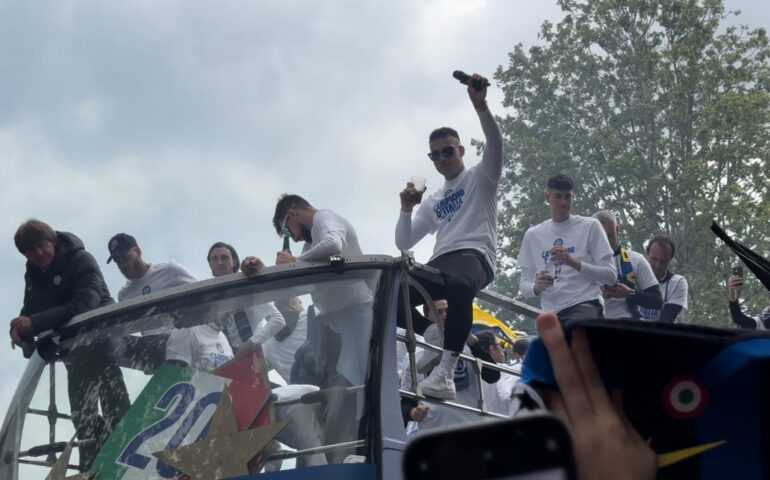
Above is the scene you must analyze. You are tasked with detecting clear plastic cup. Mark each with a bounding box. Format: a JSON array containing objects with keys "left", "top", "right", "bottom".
[{"left": 411, "top": 176, "right": 427, "bottom": 191}]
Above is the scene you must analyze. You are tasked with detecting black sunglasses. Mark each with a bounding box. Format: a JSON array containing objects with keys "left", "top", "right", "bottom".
[{"left": 427, "top": 145, "right": 459, "bottom": 162}]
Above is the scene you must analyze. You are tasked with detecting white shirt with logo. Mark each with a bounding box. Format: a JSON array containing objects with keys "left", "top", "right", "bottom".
[
  {"left": 165, "top": 324, "right": 234, "bottom": 372},
  {"left": 518, "top": 215, "right": 615, "bottom": 313},
  {"left": 395, "top": 108, "right": 503, "bottom": 275},
  {"left": 118, "top": 262, "right": 198, "bottom": 335}
]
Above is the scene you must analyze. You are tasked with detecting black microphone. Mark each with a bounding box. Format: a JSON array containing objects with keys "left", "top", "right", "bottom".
[
  {"left": 452, "top": 70, "right": 490, "bottom": 91},
  {"left": 283, "top": 235, "right": 290, "bottom": 252}
]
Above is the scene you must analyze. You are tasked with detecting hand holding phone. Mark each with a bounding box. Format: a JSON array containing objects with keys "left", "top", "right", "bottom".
[
  {"left": 536, "top": 313, "right": 657, "bottom": 480},
  {"left": 728, "top": 273, "right": 744, "bottom": 302}
]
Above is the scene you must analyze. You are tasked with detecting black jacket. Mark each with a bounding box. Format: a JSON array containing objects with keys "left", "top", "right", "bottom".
[{"left": 20, "top": 231, "right": 114, "bottom": 337}]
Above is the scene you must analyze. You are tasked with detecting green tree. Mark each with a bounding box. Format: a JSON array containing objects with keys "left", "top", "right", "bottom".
[{"left": 492, "top": 0, "right": 770, "bottom": 328}]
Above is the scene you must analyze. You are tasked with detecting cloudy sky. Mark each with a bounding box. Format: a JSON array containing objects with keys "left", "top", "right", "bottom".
[{"left": 1, "top": 0, "right": 767, "bottom": 458}]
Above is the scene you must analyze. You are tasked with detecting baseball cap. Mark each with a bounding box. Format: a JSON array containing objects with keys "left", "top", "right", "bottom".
[{"left": 106, "top": 233, "right": 138, "bottom": 263}]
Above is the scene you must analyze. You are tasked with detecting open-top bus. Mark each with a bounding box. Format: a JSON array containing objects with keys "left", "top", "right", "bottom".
[{"left": 0, "top": 254, "right": 537, "bottom": 480}]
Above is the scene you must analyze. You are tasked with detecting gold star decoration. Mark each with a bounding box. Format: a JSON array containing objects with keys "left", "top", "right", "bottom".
[
  {"left": 44, "top": 436, "right": 98, "bottom": 480},
  {"left": 153, "top": 388, "right": 288, "bottom": 480}
]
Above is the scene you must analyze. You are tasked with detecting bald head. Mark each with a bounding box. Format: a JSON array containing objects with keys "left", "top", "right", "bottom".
[{"left": 592, "top": 210, "right": 619, "bottom": 250}]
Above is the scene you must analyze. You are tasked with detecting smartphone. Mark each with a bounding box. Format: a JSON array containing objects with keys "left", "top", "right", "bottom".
[
  {"left": 733, "top": 265, "right": 743, "bottom": 277},
  {"left": 553, "top": 319, "right": 770, "bottom": 479},
  {"left": 403, "top": 415, "right": 577, "bottom": 480}
]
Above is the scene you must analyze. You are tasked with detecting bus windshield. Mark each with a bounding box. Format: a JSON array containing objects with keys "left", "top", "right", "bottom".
[{"left": 3, "top": 265, "right": 382, "bottom": 479}]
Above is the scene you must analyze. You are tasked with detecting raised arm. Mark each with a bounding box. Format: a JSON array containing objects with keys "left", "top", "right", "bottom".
[
  {"left": 468, "top": 73, "right": 503, "bottom": 182},
  {"left": 729, "top": 301, "right": 757, "bottom": 329}
]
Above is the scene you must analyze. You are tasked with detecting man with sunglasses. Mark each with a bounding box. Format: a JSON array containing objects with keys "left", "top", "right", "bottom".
[{"left": 395, "top": 72, "right": 502, "bottom": 400}]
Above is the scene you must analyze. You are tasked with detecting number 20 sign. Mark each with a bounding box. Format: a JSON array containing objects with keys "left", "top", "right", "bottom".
[{"left": 91, "top": 357, "right": 272, "bottom": 480}]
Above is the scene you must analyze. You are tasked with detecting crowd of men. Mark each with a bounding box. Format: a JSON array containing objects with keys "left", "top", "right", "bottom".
[{"left": 9, "top": 71, "right": 764, "bottom": 476}]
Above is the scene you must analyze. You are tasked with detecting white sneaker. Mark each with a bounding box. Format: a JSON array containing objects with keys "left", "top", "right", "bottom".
[{"left": 419, "top": 367, "right": 456, "bottom": 400}]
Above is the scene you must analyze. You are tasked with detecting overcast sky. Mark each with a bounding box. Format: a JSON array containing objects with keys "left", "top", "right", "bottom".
[{"left": 1, "top": 0, "right": 767, "bottom": 454}]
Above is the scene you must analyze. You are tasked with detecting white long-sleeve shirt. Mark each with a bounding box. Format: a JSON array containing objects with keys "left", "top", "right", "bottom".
[
  {"left": 395, "top": 107, "right": 503, "bottom": 275},
  {"left": 299, "top": 209, "right": 372, "bottom": 313},
  {"left": 518, "top": 215, "right": 616, "bottom": 313}
]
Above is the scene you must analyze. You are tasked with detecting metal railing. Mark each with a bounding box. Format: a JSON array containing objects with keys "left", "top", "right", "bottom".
[{"left": 398, "top": 254, "right": 540, "bottom": 421}]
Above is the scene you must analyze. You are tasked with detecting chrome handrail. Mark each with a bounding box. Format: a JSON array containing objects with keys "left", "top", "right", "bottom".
[{"left": 265, "top": 440, "right": 366, "bottom": 462}]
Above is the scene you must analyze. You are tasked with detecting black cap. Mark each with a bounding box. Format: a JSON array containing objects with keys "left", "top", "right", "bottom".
[{"left": 107, "top": 233, "right": 138, "bottom": 264}]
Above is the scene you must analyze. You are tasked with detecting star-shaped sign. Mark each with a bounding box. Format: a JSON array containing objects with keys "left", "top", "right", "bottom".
[
  {"left": 152, "top": 388, "right": 288, "bottom": 480},
  {"left": 44, "top": 437, "right": 98, "bottom": 480}
]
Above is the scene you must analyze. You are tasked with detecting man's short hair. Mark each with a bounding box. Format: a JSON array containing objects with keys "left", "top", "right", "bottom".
[
  {"left": 646, "top": 234, "right": 676, "bottom": 258},
  {"left": 513, "top": 338, "right": 530, "bottom": 358},
  {"left": 546, "top": 174, "right": 574, "bottom": 191},
  {"left": 475, "top": 330, "right": 498, "bottom": 352},
  {"left": 14, "top": 219, "right": 56, "bottom": 254},
  {"left": 429, "top": 127, "right": 460, "bottom": 144},
  {"left": 274, "top": 296, "right": 298, "bottom": 312},
  {"left": 592, "top": 210, "right": 617, "bottom": 228},
  {"left": 207, "top": 242, "right": 240, "bottom": 273},
  {"left": 272, "top": 194, "right": 313, "bottom": 236}
]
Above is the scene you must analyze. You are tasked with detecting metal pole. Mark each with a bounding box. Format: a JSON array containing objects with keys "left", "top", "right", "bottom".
[{"left": 47, "top": 362, "right": 57, "bottom": 464}]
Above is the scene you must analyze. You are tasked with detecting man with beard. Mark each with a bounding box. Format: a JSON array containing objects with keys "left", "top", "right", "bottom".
[{"left": 108, "top": 233, "right": 197, "bottom": 371}]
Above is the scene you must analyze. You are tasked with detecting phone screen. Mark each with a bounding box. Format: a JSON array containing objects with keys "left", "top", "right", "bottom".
[{"left": 403, "top": 415, "right": 576, "bottom": 480}]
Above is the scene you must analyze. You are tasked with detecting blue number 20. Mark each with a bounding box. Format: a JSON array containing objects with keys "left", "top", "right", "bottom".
[
  {"left": 117, "top": 383, "right": 196, "bottom": 469},
  {"left": 155, "top": 391, "right": 222, "bottom": 478}
]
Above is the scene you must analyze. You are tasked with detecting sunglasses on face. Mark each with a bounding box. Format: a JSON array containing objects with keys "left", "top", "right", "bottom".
[{"left": 427, "top": 145, "right": 459, "bottom": 162}]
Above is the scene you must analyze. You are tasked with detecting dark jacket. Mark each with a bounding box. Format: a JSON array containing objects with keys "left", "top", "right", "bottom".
[{"left": 20, "top": 231, "right": 114, "bottom": 337}]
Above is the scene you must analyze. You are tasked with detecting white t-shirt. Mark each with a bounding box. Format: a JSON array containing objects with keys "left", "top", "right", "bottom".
[
  {"left": 299, "top": 209, "right": 372, "bottom": 313},
  {"left": 395, "top": 108, "right": 503, "bottom": 275},
  {"left": 261, "top": 311, "right": 308, "bottom": 382},
  {"left": 118, "top": 262, "right": 198, "bottom": 335},
  {"left": 639, "top": 273, "right": 688, "bottom": 322},
  {"left": 165, "top": 324, "right": 234, "bottom": 372},
  {"left": 224, "top": 303, "right": 286, "bottom": 350},
  {"left": 604, "top": 249, "right": 660, "bottom": 319},
  {"left": 518, "top": 215, "right": 616, "bottom": 313}
]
